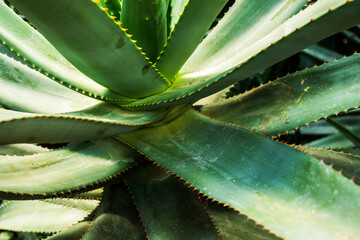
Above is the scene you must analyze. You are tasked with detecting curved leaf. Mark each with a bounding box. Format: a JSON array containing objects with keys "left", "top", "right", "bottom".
[
  {"left": 204, "top": 200, "right": 280, "bottom": 240},
  {"left": 82, "top": 182, "right": 146, "bottom": 240},
  {"left": 0, "top": 138, "right": 138, "bottom": 199},
  {"left": 125, "top": 163, "right": 218, "bottom": 240},
  {"left": 120, "top": 0, "right": 168, "bottom": 62},
  {"left": 200, "top": 53, "right": 360, "bottom": 136},
  {"left": 46, "top": 221, "right": 90, "bottom": 240},
  {"left": 0, "top": 200, "right": 92, "bottom": 233},
  {"left": 0, "top": 53, "right": 99, "bottom": 113},
  {"left": 0, "top": 1, "right": 131, "bottom": 103},
  {"left": 296, "top": 145, "right": 360, "bottom": 185},
  {"left": 9, "top": 0, "right": 169, "bottom": 98},
  {"left": 0, "top": 103, "right": 166, "bottom": 144},
  {"left": 0, "top": 144, "right": 48, "bottom": 156},
  {"left": 155, "top": 0, "right": 227, "bottom": 81},
  {"left": 118, "top": 108, "right": 360, "bottom": 239},
  {"left": 124, "top": 0, "right": 360, "bottom": 110}
]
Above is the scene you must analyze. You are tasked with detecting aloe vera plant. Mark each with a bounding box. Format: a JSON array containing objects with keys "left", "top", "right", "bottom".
[{"left": 0, "top": 0, "right": 360, "bottom": 239}]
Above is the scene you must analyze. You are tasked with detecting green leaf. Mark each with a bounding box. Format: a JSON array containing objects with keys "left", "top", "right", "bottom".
[
  {"left": 82, "top": 182, "right": 146, "bottom": 240},
  {"left": 124, "top": 0, "right": 360, "bottom": 110},
  {"left": 46, "top": 221, "right": 90, "bottom": 240},
  {"left": 168, "top": 0, "right": 188, "bottom": 31},
  {"left": 299, "top": 116, "right": 360, "bottom": 135},
  {"left": 7, "top": 0, "right": 169, "bottom": 98},
  {"left": 0, "top": 138, "right": 138, "bottom": 198},
  {"left": 296, "top": 145, "right": 360, "bottom": 185},
  {"left": 0, "top": 200, "right": 92, "bottom": 233},
  {"left": 308, "top": 132, "right": 360, "bottom": 149},
  {"left": 0, "top": 1, "right": 131, "bottom": 103},
  {"left": 0, "top": 53, "right": 99, "bottom": 113},
  {"left": 155, "top": 0, "right": 227, "bottom": 81},
  {"left": 342, "top": 30, "right": 360, "bottom": 45},
  {"left": 203, "top": 200, "right": 280, "bottom": 240},
  {"left": 200, "top": 53, "right": 360, "bottom": 136},
  {"left": 118, "top": 108, "right": 360, "bottom": 239},
  {"left": 97, "top": 0, "right": 121, "bottom": 20},
  {"left": 0, "top": 144, "right": 48, "bottom": 156},
  {"left": 69, "top": 189, "right": 104, "bottom": 201},
  {"left": 120, "top": 0, "right": 168, "bottom": 62},
  {"left": 302, "top": 44, "right": 343, "bottom": 63},
  {"left": 0, "top": 102, "right": 166, "bottom": 144},
  {"left": 327, "top": 117, "right": 360, "bottom": 147},
  {"left": 43, "top": 199, "right": 100, "bottom": 213},
  {"left": 125, "top": 163, "right": 218, "bottom": 240}
]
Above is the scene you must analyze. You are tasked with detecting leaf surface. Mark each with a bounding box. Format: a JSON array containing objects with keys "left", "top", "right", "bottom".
[
  {"left": 296, "top": 145, "right": 360, "bottom": 185},
  {"left": 200, "top": 54, "right": 360, "bottom": 136},
  {"left": 0, "top": 138, "right": 138, "bottom": 198},
  {"left": 0, "top": 1, "right": 131, "bottom": 103},
  {"left": 204, "top": 201, "right": 280, "bottom": 240},
  {"left": 0, "top": 200, "right": 92, "bottom": 233},
  {"left": 7, "top": 0, "right": 169, "bottom": 98},
  {"left": 82, "top": 182, "right": 146, "bottom": 240},
  {"left": 124, "top": 0, "right": 360, "bottom": 110},
  {"left": 155, "top": 0, "right": 228, "bottom": 81},
  {"left": 119, "top": 108, "right": 360, "bottom": 240},
  {"left": 0, "top": 53, "right": 99, "bottom": 113},
  {"left": 0, "top": 103, "right": 165, "bottom": 144},
  {"left": 126, "top": 163, "right": 219, "bottom": 240}
]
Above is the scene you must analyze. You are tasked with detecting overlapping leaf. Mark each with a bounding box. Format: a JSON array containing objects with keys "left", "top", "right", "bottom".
[
  {"left": 0, "top": 138, "right": 138, "bottom": 199},
  {"left": 118, "top": 108, "right": 360, "bottom": 239},
  {"left": 201, "top": 53, "right": 360, "bottom": 136},
  {"left": 124, "top": 0, "right": 360, "bottom": 110},
  {"left": 7, "top": 0, "right": 169, "bottom": 98}
]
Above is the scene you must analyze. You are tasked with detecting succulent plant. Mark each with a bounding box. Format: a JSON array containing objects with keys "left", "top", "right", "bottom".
[{"left": 0, "top": 0, "right": 360, "bottom": 239}]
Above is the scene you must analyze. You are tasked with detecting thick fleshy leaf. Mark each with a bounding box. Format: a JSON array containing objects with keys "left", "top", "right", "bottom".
[
  {"left": 296, "top": 145, "right": 360, "bottom": 185},
  {"left": 118, "top": 108, "right": 360, "bottom": 239},
  {"left": 0, "top": 1, "right": 131, "bottom": 103},
  {"left": 43, "top": 199, "right": 100, "bottom": 213},
  {"left": 0, "top": 103, "right": 165, "bottom": 144},
  {"left": 124, "top": 0, "right": 360, "bottom": 110},
  {"left": 120, "top": 0, "right": 168, "bottom": 62},
  {"left": 181, "top": 0, "right": 307, "bottom": 74},
  {"left": 97, "top": 0, "right": 121, "bottom": 20},
  {"left": 302, "top": 44, "right": 342, "bottom": 63},
  {"left": 125, "top": 163, "right": 218, "bottom": 240},
  {"left": 0, "top": 138, "right": 138, "bottom": 199},
  {"left": 168, "top": 0, "right": 188, "bottom": 31},
  {"left": 200, "top": 53, "right": 360, "bottom": 136},
  {"left": 0, "top": 53, "right": 99, "bottom": 113},
  {"left": 82, "top": 182, "right": 145, "bottom": 240},
  {"left": 0, "top": 41, "right": 31, "bottom": 68},
  {"left": 155, "top": 0, "right": 228, "bottom": 81},
  {"left": 70, "top": 189, "right": 104, "bottom": 201},
  {"left": 0, "top": 143, "right": 48, "bottom": 156},
  {"left": 46, "top": 221, "right": 90, "bottom": 240},
  {"left": 299, "top": 116, "right": 360, "bottom": 135},
  {"left": 203, "top": 201, "right": 280, "bottom": 240},
  {"left": 327, "top": 118, "right": 360, "bottom": 147},
  {"left": 0, "top": 200, "right": 92, "bottom": 233},
  {"left": 7, "top": 0, "right": 169, "bottom": 98},
  {"left": 308, "top": 132, "right": 359, "bottom": 149}
]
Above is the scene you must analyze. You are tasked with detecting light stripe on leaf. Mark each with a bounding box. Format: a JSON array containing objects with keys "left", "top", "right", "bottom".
[
  {"left": 0, "top": 200, "right": 91, "bottom": 233},
  {"left": 0, "top": 138, "right": 138, "bottom": 198},
  {"left": 0, "top": 1, "right": 131, "bottom": 103},
  {"left": 0, "top": 53, "right": 99, "bottom": 114}
]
